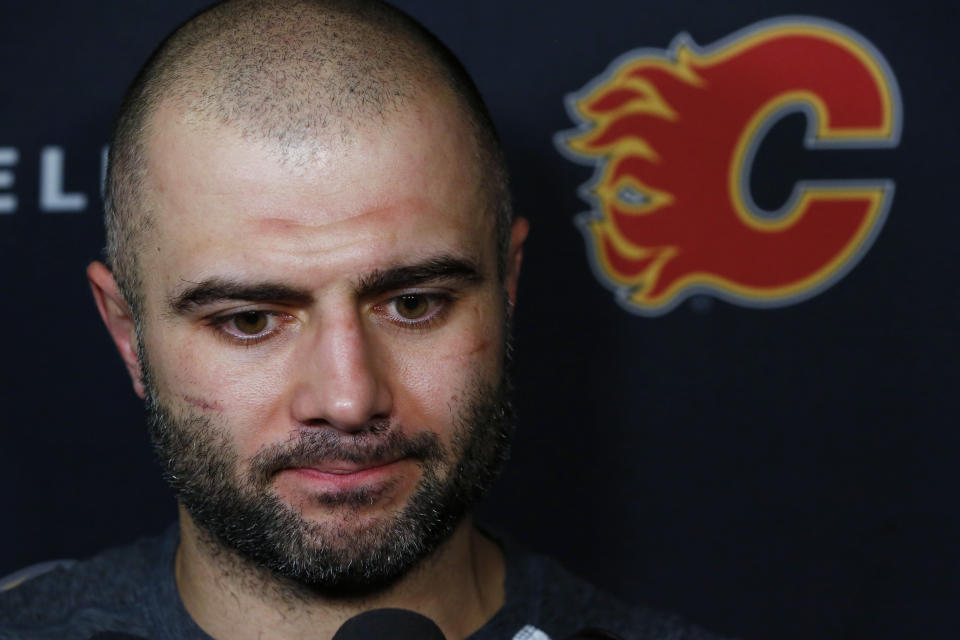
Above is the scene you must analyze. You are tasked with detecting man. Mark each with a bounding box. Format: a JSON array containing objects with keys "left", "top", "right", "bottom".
[{"left": 0, "top": 1, "right": 727, "bottom": 639}]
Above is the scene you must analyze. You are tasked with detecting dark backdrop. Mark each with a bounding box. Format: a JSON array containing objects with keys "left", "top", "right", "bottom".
[{"left": 1, "top": 2, "right": 957, "bottom": 639}]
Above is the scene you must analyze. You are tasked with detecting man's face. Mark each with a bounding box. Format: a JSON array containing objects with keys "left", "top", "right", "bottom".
[{"left": 131, "top": 95, "right": 522, "bottom": 591}]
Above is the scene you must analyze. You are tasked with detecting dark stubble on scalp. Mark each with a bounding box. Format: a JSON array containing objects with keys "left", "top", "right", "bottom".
[{"left": 141, "top": 340, "right": 515, "bottom": 597}]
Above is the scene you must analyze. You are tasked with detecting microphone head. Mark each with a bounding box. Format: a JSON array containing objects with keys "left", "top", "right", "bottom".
[
  {"left": 565, "top": 629, "right": 625, "bottom": 640},
  {"left": 332, "top": 608, "right": 447, "bottom": 640}
]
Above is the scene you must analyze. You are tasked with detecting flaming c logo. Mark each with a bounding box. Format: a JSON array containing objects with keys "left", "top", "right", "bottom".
[{"left": 557, "top": 17, "right": 902, "bottom": 315}]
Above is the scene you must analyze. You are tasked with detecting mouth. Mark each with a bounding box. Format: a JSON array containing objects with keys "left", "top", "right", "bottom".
[
  {"left": 278, "top": 457, "right": 412, "bottom": 493},
  {"left": 251, "top": 429, "right": 442, "bottom": 503}
]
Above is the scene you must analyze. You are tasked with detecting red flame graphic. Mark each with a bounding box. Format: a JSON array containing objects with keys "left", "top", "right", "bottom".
[{"left": 563, "top": 22, "right": 898, "bottom": 312}]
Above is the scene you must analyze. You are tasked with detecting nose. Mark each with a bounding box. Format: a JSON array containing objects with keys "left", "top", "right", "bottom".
[{"left": 290, "top": 308, "right": 392, "bottom": 432}]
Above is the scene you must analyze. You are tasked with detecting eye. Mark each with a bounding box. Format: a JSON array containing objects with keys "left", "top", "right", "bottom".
[
  {"left": 378, "top": 292, "right": 451, "bottom": 327},
  {"left": 211, "top": 310, "right": 290, "bottom": 343},
  {"left": 395, "top": 294, "right": 430, "bottom": 320},
  {"left": 233, "top": 311, "right": 269, "bottom": 335}
]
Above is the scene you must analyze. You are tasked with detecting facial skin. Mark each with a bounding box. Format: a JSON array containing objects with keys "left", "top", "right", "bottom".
[
  {"left": 142, "top": 348, "right": 513, "bottom": 594},
  {"left": 89, "top": 89, "right": 528, "bottom": 637}
]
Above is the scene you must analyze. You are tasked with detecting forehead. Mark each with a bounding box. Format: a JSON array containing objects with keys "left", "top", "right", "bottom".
[{"left": 139, "top": 95, "right": 494, "bottom": 294}]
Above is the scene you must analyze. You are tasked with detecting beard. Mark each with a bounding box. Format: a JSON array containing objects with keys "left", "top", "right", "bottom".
[{"left": 141, "top": 346, "right": 514, "bottom": 596}]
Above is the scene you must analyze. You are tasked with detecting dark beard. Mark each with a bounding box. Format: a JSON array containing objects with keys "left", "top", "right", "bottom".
[{"left": 143, "top": 354, "right": 514, "bottom": 597}]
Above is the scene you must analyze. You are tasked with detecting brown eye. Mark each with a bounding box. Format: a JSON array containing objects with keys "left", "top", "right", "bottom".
[
  {"left": 233, "top": 311, "right": 268, "bottom": 335},
  {"left": 395, "top": 295, "right": 429, "bottom": 319}
]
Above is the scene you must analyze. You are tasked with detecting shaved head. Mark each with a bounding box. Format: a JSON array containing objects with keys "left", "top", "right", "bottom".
[{"left": 105, "top": 0, "right": 511, "bottom": 315}]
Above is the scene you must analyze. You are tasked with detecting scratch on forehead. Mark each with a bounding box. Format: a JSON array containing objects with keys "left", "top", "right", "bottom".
[
  {"left": 243, "top": 211, "right": 399, "bottom": 257},
  {"left": 251, "top": 193, "right": 430, "bottom": 231},
  {"left": 255, "top": 217, "right": 306, "bottom": 232}
]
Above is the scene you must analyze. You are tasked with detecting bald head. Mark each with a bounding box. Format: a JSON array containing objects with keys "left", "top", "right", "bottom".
[{"left": 105, "top": 0, "right": 510, "bottom": 314}]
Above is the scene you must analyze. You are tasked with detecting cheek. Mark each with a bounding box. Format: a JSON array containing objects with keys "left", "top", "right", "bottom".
[
  {"left": 143, "top": 328, "right": 294, "bottom": 451},
  {"left": 384, "top": 310, "right": 502, "bottom": 432}
]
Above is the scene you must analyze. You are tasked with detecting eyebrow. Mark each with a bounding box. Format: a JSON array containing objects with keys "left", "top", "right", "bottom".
[
  {"left": 355, "top": 255, "right": 485, "bottom": 298},
  {"left": 166, "top": 255, "right": 485, "bottom": 315},
  {"left": 167, "top": 280, "right": 315, "bottom": 314}
]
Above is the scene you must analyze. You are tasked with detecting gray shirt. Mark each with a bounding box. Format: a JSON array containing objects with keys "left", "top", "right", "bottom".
[{"left": 0, "top": 526, "right": 728, "bottom": 640}]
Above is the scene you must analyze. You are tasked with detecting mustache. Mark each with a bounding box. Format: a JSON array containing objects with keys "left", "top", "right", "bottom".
[{"left": 248, "top": 426, "right": 444, "bottom": 482}]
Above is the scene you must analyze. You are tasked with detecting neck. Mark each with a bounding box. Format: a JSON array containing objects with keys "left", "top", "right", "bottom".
[{"left": 174, "top": 507, "right": 505, "bottom": 640}]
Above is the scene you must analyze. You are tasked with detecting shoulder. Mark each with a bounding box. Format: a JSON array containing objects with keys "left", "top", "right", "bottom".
[
  {"left": 0, "top": 529, "right": 176, "bottom": 639},
  {"left": 497, "top": 549, "right": 732, "bottom": 640}
]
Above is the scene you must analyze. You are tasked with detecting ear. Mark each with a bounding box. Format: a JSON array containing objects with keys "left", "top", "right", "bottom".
[
  {"left": 504, "top": 217, "right": 529, "bottom": 309},
  {"left": 87, "top": 261, "right": 145, "bottom": 398}
]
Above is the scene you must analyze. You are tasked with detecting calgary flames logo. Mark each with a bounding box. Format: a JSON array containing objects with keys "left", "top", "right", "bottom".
[{"left": 557, "top": 17, "right": 902, "bottom": 315}]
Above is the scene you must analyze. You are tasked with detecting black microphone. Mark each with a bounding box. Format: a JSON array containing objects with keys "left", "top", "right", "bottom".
[
  {"left": 565, "top": 628, "right": 624, "bottom": 639},
  {"left": 332, "top": 608, "right": 447, "bottom": 640}
]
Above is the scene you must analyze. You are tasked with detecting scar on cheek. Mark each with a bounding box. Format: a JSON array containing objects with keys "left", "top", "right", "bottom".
[
  {"left": 467, "top": 339, "right": 490, "bottom": 356},
  {"left": 182, "top": 394, "right": 224, "bottom": 412},
  {"left": 438, "top": 339, "right": 491, "bottom": 362}
]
